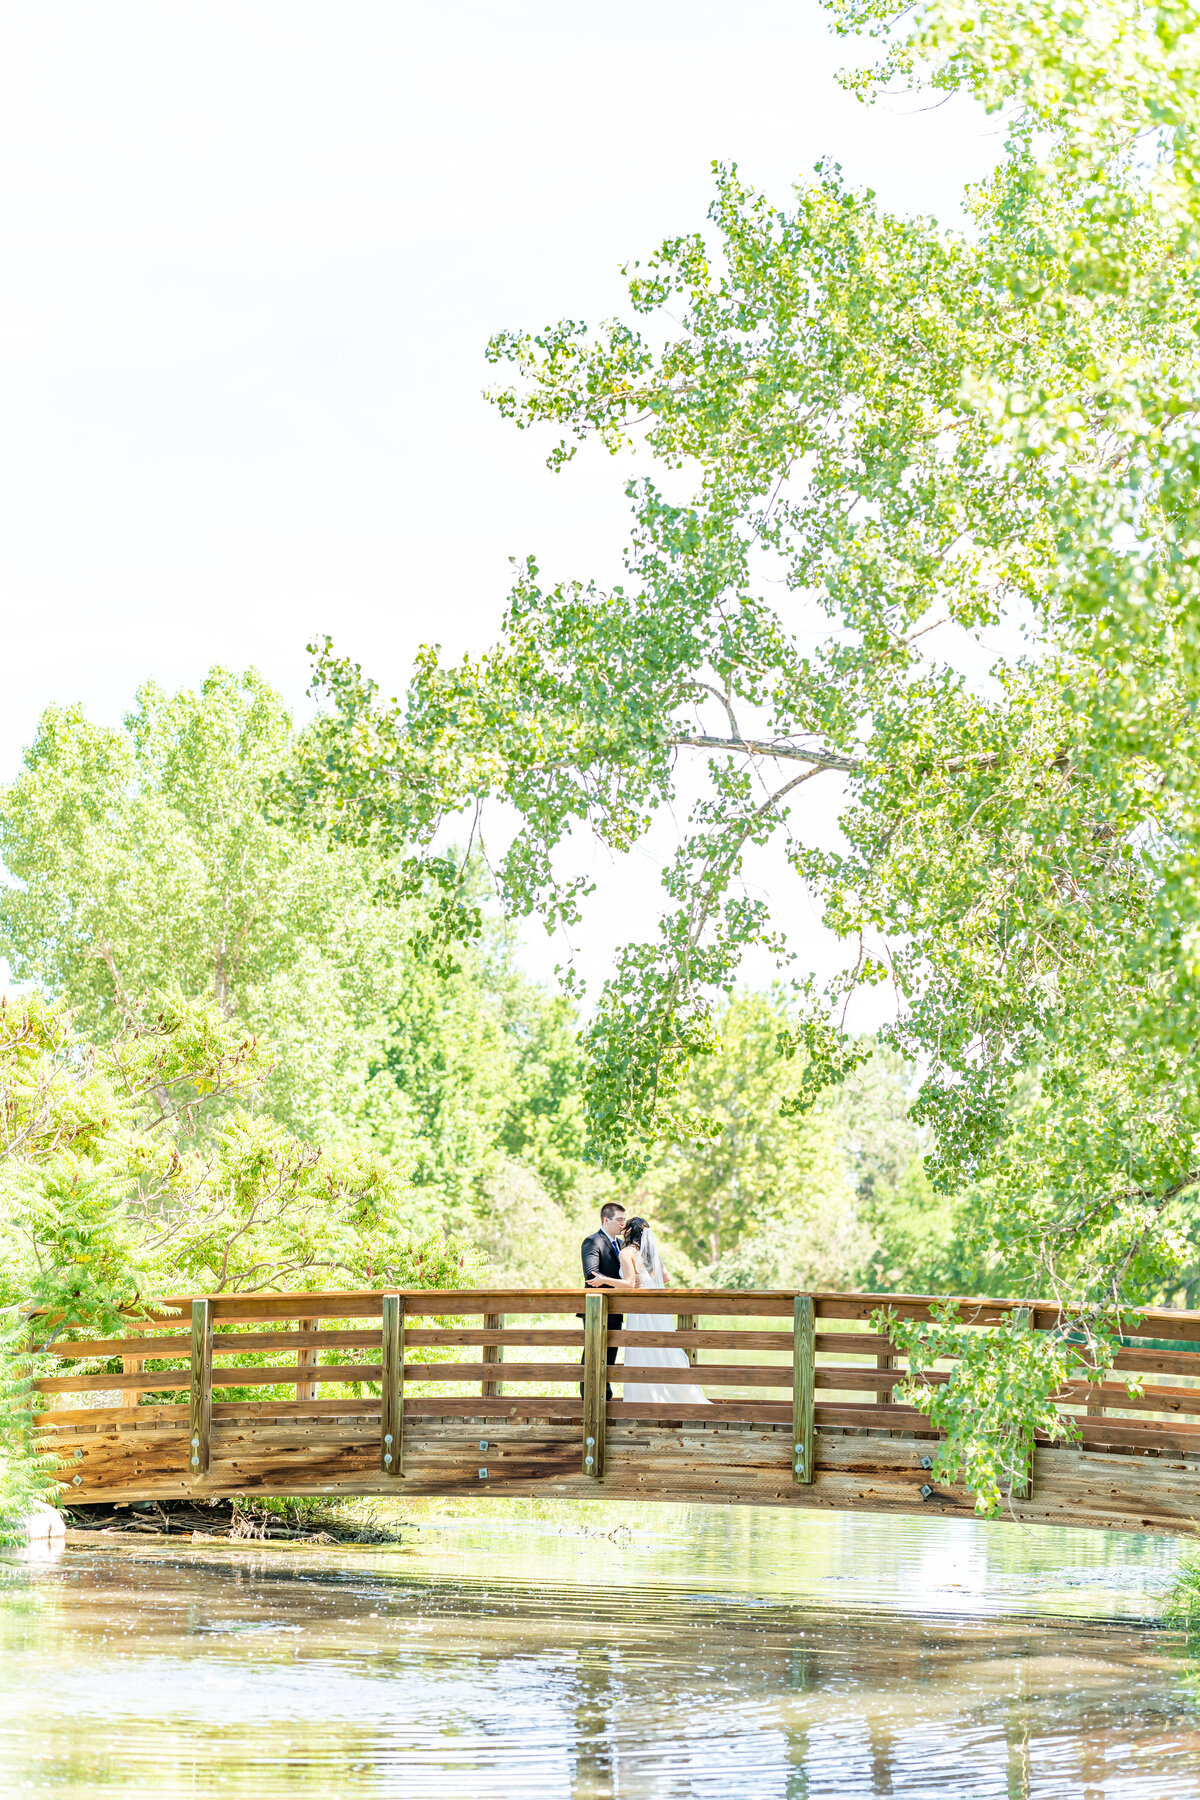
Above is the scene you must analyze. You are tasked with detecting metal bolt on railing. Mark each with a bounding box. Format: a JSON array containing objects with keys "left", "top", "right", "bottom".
[
  {"left": 479, "top": 1440, "right": 489, "bottom": 1451},
  {"left": 478, "top": 1467, "right": 488, "bottom": 1479},
  {"left": 584, "top": 1455, "right": 594, "bottom": 1468},
  {"left": 384, "top": 1433, "right": 393, "bottom": 1446},
  {"left": 383, "top": 1452, "right": 393, "bottom": 1465},
  {"left": 586, "top": 1436, "right": 595, "bottom": 1448}
]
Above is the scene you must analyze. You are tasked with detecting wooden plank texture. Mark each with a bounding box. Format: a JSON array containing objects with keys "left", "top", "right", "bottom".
[
  {"left": 36, "top": 1365, "right": 380, "bottom": 1394},
  {"left": 297, "top": 1317, "right": 320, "bottom": 1402},
  {"left": 49, "top": 1414, "right": 1200, "bottom": 1536},
  {"left": 482, "top": 1314, "right": 504, "bottom": 1397},
  {"left": 188, "top": 1299, "right": 212, "bottom": 1479},
  {"left": 1012, "top": 1305, "right": 1033, "bottom": 1500},
  {"left": 47, "top": 1328, "right": 1200, "bottom": 1381},
  {"left": 380, "top": 1292, "right": 404, "bottom": 1477},
  {"left": 120, "top": 1322, "right": 143, "bottom": 1410},
  {"left": 793, "top": 1294, "right": 815, "bottom": 1485},
  {"left": 124, "top": 1288, "right": 808, "bottom": 1323},
  {"left": 582, "top": 1292, "right": 607, "bottom": 1477},
  {"left": 36, "top": 1284, "right": 1200, "bottom": 1345},
  {"left": 31, "top": 1280, "right": 1200, "bottom": 1533}
]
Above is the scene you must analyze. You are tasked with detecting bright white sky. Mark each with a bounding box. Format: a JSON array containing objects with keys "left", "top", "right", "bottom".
[{"left": 0, "top": 1, "right": 1003, "bottom": 1003}]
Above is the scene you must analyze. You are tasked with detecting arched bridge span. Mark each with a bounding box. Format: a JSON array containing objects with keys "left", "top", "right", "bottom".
[{"left": 33, "top": 1287, "right": 1200, "bottom": 1536}]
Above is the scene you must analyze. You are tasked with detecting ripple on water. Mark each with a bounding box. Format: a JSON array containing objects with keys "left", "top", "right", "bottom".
[{"left": 0, "top": 1502, "right": 1195, "bottom": 1798}]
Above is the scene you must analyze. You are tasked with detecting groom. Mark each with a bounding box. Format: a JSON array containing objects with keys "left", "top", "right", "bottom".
[{"left": 580, "top": 1202, "right": 625, "bottom": 1400}]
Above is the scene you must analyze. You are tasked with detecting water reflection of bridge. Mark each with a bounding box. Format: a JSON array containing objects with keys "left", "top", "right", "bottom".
[{"left": 34, "top": 1287, "right": 1200, "bottom": 1534}]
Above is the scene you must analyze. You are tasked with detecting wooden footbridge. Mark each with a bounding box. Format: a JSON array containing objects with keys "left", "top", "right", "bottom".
[{"left": 33, "top": 1287, "right": 1200, "bottom": 1536}]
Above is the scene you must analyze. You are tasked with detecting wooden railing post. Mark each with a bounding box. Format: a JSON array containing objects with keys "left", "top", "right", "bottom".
[
  {"left": 792, "top": 1294, "right": 814, "bottom": 1485},
  {"left": 678, "top": 1313, "right": 697, "bottom": 1366},
  {"left": 1012, "top": 1305, "right": 1033, "bottom": 1500},
  {"left": 482, "top": 1312, "right": 504, "bottom": 1397},
  {"left": 381, "top": 1292, "right": 404, "bottom": 1478},
  {"left": 875, "top": 1346, "right": 896, "bottom": 1439},
  {"left": 188, "top": 1299, "right": 212, "bottom": 1479},
  {"left": 582, "top": 1291, "right": 608, "bottom": 1479},
  {"left": 122, "top": 1323, "right": 144, "bottom": 1409},
  {"left": 297, "top": 1316, "right": 320, "bottom": 1402}
]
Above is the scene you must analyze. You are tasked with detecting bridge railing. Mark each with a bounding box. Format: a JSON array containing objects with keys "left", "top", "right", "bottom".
[{"left": 31, "top": 1287, "right": 1200, "bottom": 1490}]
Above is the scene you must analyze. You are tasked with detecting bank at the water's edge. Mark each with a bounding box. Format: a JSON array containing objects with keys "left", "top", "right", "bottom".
[{"left": 3, "top": 1499, "right": 1199, "bottom": 1798}]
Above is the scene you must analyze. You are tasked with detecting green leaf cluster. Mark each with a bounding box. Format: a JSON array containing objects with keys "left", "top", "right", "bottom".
[
  {"left": 0, "top": 987, "right": 479, "bottom": 1320},
  {"left": 639, "top": 991, "right": 870, "bottom": 1285},
  {"left": 0, "top": 669, "right": 597, "bottom": 1233},
  {"left": 0, "top": 987, "right": 483, "bottom": 1526}
]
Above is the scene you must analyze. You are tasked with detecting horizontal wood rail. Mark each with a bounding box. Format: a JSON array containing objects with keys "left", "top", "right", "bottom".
[{"left": 28, "top": 1286, "right": 1200, "bottom": 1535}]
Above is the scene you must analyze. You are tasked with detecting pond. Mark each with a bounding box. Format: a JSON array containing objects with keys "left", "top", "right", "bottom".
[{"left": 2, "top": 1500, "right": 1197, "bottom": 1797}]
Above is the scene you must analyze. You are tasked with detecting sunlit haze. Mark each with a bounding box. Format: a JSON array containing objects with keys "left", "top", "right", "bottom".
[{"left": 0, "top": 1, "right": 1003, "bottom": 1001}]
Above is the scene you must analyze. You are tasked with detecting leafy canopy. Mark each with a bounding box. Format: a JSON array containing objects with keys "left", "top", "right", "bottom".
[
  {"left": 0, "top": 987, "right": 478, "bottom": 1323},
  {"left": 0, "top": 987, "right": 482, "bottom": 1528},
  {"left": 0, "top": 667, "right": 595, "bottom": 1226},
  {"left": 644, "top": 991, "right": 867, "bottom": 1285},
  {"left": 288, "top": 0, "right": 1200, "bottom": 1507}
]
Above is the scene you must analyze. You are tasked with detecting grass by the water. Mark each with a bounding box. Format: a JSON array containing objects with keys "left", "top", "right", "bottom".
[{"left": 1165, "top": 1544, "right": 1200, "bottom": 1636}]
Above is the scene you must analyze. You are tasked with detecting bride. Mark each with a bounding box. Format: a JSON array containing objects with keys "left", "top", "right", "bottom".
[{"left": 587, "top": 1216, "right": 708, "bottom": 1406}]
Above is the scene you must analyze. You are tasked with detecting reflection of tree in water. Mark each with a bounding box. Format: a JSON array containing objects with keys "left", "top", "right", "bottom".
[
  {"left": 784, "top": 1728, "right": 812, "bottom": 1799},
  {"left": 1070, "top": 1714, "right": 1109, "bottom": 1800}
]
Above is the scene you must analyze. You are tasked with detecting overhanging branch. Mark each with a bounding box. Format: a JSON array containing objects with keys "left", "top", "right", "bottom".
[{"left": 669, "top": 733, "right": 861, "bottom": 773}]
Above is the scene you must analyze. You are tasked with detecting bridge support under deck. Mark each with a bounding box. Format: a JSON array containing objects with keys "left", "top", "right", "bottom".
[{"left": 43, "top": 1411, "right": 1200, "bottom": 1537}]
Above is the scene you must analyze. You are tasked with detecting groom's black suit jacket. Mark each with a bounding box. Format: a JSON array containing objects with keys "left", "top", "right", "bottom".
[
  {"left": 580, "top": 1229, "right": 624, "bottom": 1397},
  {"left": 580, "top": 1230, "right": 624, "bottom": 1335}
]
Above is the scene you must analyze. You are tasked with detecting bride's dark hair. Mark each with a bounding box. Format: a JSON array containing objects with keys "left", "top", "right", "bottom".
[{"left": 622, "top": 1216, "right": 649, "bottom": 1248}]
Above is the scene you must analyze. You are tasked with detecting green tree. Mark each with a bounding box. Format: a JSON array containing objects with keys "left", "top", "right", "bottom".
[
  {"left": 290, "top": 0, "right": 1200, "bottom": 1504},
  {"left": 0, "top": 986, "right": 482, "bottom": 1532},
  {"left": 0, "top": 668, "right": 400, "bottom": 1142},
  {"left": 643, "top": 991, "right": 868, "bottom": 1286},
  {"left": 0, "top": 669, "right": 595, "bottom": 1233},
  {"left": 0, "top": 986, "right": 478, "bottom": 1318},
  {"left": 494, "top": 964, "right": 592, "bottom": 1208},
  {"left": 828, "top": 1046, "right": 997, "bottom": 1296}
]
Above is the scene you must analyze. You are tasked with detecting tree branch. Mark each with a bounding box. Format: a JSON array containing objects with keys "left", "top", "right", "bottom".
[{"left": 669, "top": 733, "right": 861, "bottom": 772}]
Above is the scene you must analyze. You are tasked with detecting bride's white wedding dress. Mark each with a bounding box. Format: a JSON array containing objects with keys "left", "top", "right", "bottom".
[{"left": 621, "top": 1229, "right": 708, "bottom": 1407}]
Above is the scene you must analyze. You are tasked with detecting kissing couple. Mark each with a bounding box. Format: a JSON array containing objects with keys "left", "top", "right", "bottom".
[{"left": 580, "top": 1203, "right": 708, "bottom": 1406}]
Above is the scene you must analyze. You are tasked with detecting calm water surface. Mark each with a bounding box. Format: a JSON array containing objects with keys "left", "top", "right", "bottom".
[{"left": 2, "top": 1500, "right": 1198, "bottom": 1798}]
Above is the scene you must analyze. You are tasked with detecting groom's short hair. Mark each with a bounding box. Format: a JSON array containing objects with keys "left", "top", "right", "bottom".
[{"left": 600, "top": 1202, "right": 624, "bottom": 1224}]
